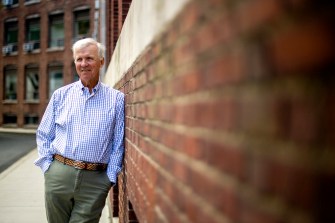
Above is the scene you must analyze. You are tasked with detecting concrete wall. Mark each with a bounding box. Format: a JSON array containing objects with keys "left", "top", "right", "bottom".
[
  {"left": 103, "top": 0, "right": 190, "bottom": 86},
  {"left": 105, "top": 0, "right": 335, "bottom": 222}
]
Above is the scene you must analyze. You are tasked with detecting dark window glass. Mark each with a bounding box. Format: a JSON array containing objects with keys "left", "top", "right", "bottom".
[
  {"left": 4, "top": 66, "right": 17, "bottom": 100},
  {"left": 74, "top": 9, "right": 90, "bottom": 39},
  {"left": 25, "top": 65, "right": 39, "bottom": 100},
  {"left": 4, "top": 21, "right": 18, "bottom": 44},
  {"left": 48, "top": 65, "right": 63, "bottom": 98},
  {"left": 49, "top": 14, "right": 64, "bottom": 47}
]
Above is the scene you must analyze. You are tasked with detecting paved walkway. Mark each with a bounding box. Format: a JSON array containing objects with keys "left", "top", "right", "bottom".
[{"left": 0, "top": 149, "right": 113, "bottom": 223}]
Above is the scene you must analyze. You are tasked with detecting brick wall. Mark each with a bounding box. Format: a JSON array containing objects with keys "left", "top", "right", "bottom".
[{"left": 112, "top": 0, "right": 335, "bottom": 222}]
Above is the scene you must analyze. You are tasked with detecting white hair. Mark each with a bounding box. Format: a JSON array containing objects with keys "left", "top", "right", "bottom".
[{"left": 72, "top": 38, "right": 106, "bottom": 59}]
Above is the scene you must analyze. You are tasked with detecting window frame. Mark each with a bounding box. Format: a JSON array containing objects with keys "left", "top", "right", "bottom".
[
  {"left": 24, "top": 64, "right": 39, "bottom": 102},
  {"left": 3, "top": 65, "right": 18, "bottom": 101}
]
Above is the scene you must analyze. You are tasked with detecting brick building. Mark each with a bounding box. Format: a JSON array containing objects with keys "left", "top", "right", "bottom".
[
  {"left": 104, "top": 0, "right": 335, "bottom": 222},
  {"left": 0, "top": 0, "right": 95, "bottom": 128}
]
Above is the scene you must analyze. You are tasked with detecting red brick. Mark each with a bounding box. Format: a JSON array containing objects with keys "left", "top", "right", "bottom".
[
  {"left": 202, "top": 48, "right": 247, "bottom": 88},
  {"left": 188, "top": 10, "right": 235, "bottom": 59},
  {"left": 162, "top": 96, "right": 238, "bottom": 130},
  {"left": 239, "top": 199, "right": 285, "bottom": 223},
  {"left": 248, "top": 155, "right": 318, "bottom": 210},
  {"left": 268, "top": 18, "right": 335, "bottom": 73},
  {"left": 176, "top": 1, "right": 201, "bottom": 36},
  {"left": 325, "top": 94, "right": 335, "bottom": 145},
  {"left": 154, "top": 192, "right": 182, "bottom": 223},
  {"left": 289, "top": 99, "right": 320, "bottom": 143},
  {"left": 188, "top": 166, "right": 237, "bottom": 220},
  {"left": 172, "top": 36, "right": 194, "bottom": 68},
  {"left": 207, "top": 143, "right": 247, "bottom": 181},
  {"left": 235, "top": 0, "right": 283, "bottom": 34}
]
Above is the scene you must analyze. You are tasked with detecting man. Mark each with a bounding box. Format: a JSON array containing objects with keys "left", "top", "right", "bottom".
[{"left": 34, "top": 38, "right": 125, "bottom": 223}]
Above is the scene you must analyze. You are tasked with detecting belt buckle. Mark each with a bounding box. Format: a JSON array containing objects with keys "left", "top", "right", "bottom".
[{"left": 73, "top": 160, "right": 85, "bottom": 170}]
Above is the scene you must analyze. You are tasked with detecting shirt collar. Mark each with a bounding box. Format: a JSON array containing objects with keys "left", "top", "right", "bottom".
[{"left": 75, "top": 80, "right": 101, "bottom": 94}]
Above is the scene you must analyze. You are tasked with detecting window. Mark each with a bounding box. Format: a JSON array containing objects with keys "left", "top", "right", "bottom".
[
  {"left": 3, "top": 20, "right": 18, "bottom": 52},
  {"left": 4, "top": 65, "right": 18, "bottom": 100},
  {"left": 25, "top": 64, "right": 39, "bottom": 101},
  {"left": 25, "top": 17, "right": 40, "bottom": 50},
  {"left": 3, "top": 0, "right": 18, "bottom": 7},
  {"left": 3, "top": 113, "right": 17, "bottom": 125},
  {"left": 48, "top": 63, "right": 63, "bottom": 98},
  {"left": 5, "top": 21, "right": 18, "bottom": 44},
  {"left": 49, "top": 13, "right": 64, "bottom": 47},
  {"left": 74, "top": 9, "right": 90, "bottom": 39},
  {"left": 24, "top": 113, "right": 39, "bottom": 125}
]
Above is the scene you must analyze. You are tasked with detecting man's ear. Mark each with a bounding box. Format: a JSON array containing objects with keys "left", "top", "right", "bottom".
[{"left": 100, "top": 58, "right": 105, "bottom": 66}]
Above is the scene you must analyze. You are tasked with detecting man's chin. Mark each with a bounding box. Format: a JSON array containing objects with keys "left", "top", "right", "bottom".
[
  {"left": 80, "top": 71, "right": 92, "bottom": 75},
  {"left": 80, "top": 78, "right": 90, "bottom": 85}
]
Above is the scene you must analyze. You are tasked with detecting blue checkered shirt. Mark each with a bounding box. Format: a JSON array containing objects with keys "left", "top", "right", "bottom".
[{"left": 34, "top": 81, "right": 125, "bottom": 183}]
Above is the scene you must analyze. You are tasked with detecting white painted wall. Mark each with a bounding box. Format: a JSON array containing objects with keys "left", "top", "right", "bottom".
[{"left": 103, "top": 0, "right": 191, "bottom": 87}]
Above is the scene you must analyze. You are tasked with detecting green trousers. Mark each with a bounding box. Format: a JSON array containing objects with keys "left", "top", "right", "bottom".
[{"left": 44, "top": 160, "right": 112, "bottom": 223}]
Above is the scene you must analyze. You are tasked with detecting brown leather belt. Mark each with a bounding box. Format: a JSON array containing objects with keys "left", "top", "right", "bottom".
[{"left": 54, "top": 154, "right": 107, "bottom": 171}]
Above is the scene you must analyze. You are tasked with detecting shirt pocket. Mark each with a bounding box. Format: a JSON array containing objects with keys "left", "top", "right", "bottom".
[{"left": 92, "top": 111, "right": 114, "bottom": 132}]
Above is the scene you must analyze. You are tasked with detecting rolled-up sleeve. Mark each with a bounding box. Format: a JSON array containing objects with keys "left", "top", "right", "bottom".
[
  {"left": 106, "top": 92, "right": 125, "bottom": 182},
  {"left": 34, "top": 93, "right": 57, "bottom": 173}
]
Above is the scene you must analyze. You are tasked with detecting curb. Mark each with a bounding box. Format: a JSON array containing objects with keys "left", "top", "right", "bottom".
[{"left": 0, "top": 128, "right": 36, "bottom": 134}]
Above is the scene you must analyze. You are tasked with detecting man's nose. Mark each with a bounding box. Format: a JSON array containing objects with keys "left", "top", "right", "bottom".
[{"left": 80, "top": 59, "right": 89, "bottom": 66}]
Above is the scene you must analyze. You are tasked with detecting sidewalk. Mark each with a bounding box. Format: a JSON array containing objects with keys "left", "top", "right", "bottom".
[{"left": 0, "top": 149, "right": 112, "bottom": 223}]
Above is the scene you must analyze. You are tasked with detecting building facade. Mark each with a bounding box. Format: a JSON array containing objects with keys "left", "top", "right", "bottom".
[{"left": 0, "top": 0, "right": 95, "bottom": 128}]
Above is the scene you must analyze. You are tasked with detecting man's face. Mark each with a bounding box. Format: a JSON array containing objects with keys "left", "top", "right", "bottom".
[{"left": 74, "top": 44, "right": 104, "bottom": 87}]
